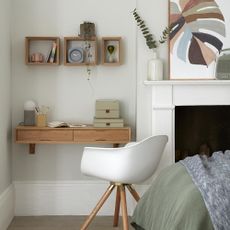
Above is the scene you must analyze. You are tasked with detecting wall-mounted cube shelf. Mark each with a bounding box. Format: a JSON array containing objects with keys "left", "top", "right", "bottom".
[
  {"left": 25, "top": 37, "right": 60, "bottom": 65},
  {"left": 102, "top": 37, "right": 121, "bottom": 66},
  {"left": 25, "top": 36, "right": 122, "bottom": 66},
  {"left": 64, "top": 36, "right": 98, "bottom": 66}
]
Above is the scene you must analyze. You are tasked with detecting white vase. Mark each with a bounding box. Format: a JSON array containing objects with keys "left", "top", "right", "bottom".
[{"left": 147, "top": 51, "right": 163, "bottom": 81}]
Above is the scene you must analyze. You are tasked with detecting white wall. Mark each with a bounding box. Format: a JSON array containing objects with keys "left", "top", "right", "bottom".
[
  {"left": 0, "top": 0, "right": 12, "bottom": 197},
  {"left": 11, "top": 0, "right": 170, "bottom": 216},
  {"left": 136, "top": 0, "right": 169, "bottom": 140},
  {"left": 11, "top": 0, "right": 137, "bottom": 181},
  {"left": 0, "top": 0, "right": 14, "bottom": 228}
]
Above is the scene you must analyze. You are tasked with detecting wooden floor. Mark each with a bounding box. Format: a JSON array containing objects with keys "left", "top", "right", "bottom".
[{"left": 8, "top": 216, "right": 134, "bottom": 230}]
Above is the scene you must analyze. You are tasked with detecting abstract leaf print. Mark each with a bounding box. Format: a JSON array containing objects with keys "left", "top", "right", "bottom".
[{"left": 170, "top": 0, "right": 226, "bottom": 66}]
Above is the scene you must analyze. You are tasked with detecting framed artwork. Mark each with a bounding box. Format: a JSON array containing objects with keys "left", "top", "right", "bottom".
[{"left": 169, "top": 0, "right": 229, "bottom": 80}]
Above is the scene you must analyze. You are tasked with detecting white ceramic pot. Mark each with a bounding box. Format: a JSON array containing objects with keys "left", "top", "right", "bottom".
[{"left": 147, "top": 51, "right": 163, "bottom": 81}]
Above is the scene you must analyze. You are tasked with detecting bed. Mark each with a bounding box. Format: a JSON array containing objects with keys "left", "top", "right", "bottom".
[{"left": 131, "top": 151, "right": 230, "bottom": 230}]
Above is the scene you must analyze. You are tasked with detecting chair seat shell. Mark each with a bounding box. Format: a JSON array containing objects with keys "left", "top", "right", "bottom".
[{"left": 81, "top": 135, "right": 168, "bottom": 184}]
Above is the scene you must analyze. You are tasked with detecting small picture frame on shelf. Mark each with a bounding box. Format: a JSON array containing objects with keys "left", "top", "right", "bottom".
[{"left": 102, "top": 37, "right": 121, "bottom": 66}]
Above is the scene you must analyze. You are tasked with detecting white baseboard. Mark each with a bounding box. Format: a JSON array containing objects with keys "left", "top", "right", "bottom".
[
  {"left": 14, "top": 181, "right": 149, "bottom": 216},
  {"left": 0, "top": 184, "right": 14, "bottom": 230}
]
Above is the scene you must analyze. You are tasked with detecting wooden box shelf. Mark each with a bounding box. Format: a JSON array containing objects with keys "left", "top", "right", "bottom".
[
  {"left": 25, "top": 37, "right": 60, "bottom": 65},
  {"left": 64, "top": 36, "right": 98, "bottom": 66},
  {"left": 102, "top": 37, "right": 121, "bottom": 66},
  {"left": 15, "top": 126, "right": 131, "bottom": 154}
]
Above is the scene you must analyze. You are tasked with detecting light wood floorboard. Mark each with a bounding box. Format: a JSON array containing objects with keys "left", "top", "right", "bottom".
[{"left": 7, "top": 216, "right": 134, "bottom": 230}]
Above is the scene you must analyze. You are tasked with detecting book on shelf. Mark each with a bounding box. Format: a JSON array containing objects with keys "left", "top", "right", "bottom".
[
  {"left": 46, "top": 42, "right": 57, "bottom": 63},
  {"left": 48, "top": 121, "right": 87, "bottom": 128}
]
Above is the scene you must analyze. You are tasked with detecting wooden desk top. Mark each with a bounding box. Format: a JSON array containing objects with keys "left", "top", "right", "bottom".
[
  {"left": 15, "top": 125, "right": 131, "bottom": 154},
  {"left": 16, "top": 125, "right": 130, "bottom": 130}
]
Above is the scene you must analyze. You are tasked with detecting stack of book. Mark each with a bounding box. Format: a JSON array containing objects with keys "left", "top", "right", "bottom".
[{"left": 93, "top": 100, "right": 124, "bottom": 128}]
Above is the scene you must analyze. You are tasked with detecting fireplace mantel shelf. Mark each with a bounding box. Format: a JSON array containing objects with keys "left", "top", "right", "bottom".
[{"left": 144, "top": 80, "right": 230, "bottom": 86}]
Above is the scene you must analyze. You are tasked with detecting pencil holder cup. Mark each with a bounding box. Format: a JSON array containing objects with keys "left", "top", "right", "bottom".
[{"left": 36, "top": 114, "right": 47, "bottom": 127}]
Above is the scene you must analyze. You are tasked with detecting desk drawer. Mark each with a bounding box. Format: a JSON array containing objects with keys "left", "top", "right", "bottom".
[
  {"left": 74, "top": 129, "right": 130, "bottom": 142},
  {"left": 16, "top": 130, "right": 40, "bottom": 142},
  {"left": 16, "top": 129, "right": 73, "bottom": 142},
  {"left": 39, "top": 130, "right": 73, "bottom": 142}
]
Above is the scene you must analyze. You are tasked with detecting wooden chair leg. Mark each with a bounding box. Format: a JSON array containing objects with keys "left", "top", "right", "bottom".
[
  {"left": 80, "top": 184, "right": 115, "bottom": 230},
  {"left": 113, "top": 186, "right": 121, "bottom": 227},
  {"left": 127, "top": 184, "right": 140, "bottom": 202},
  {"left": 120, "top": 185, "right": 129, "bottom": 230}
]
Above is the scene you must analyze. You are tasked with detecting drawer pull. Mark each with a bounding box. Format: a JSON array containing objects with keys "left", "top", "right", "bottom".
[
  {"left": 96, "top": 139, "right": 106, "bottom": 141},
  {"left": 106, "top": 109, "right": 110, "bottom": 113}
]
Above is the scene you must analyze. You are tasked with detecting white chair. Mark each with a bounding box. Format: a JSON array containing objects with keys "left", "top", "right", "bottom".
[{"left": 80, "top": 135, "right": 168, "bottom": 230}]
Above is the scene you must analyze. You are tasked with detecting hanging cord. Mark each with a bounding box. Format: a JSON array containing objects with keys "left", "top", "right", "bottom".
[
  {"left": 84, "top": 40, "right": 95, "bottom": 95},
  {"left": 86, "top": 65, "right": 91, "bottom": 80},
  {"left": 86, "top": 65, "right": 95, "bottom": 95}
]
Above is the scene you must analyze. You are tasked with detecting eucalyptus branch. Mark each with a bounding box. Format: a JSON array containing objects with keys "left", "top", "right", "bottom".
[
  {"left": 132, "top": 8, "right": 171, "bottom": 50},
  {"left": 132, "top": 8, "right": 157, "bottom": 49},
  {"left": 159, "top": 25, "right": 172, "bottom": 44}
]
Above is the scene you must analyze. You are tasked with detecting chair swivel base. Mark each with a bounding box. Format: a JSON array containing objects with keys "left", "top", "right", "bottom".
[{"left": 80, "top": 183, "right": 140, "bottom": 230}]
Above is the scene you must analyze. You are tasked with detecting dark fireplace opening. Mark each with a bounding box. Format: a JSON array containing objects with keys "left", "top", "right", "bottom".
[{"left": 175, "top": 105, "right": 230, "bottom": 162}]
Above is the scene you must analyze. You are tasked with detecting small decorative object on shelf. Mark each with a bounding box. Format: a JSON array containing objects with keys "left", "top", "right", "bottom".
[
  {"left": 147, "top": 51, "right": 163, "bottom": 81},
  {"left": 64, "top": 36, "right": 97, "bottom": 66},
  {"left": 79, "top": 22, "right": 96, "bottom": 39},
  {"left": 68, "top": 47, "right": 84, "bottom": 63},
  {"left": 102, "top": 37, "right": 121, "bottom": 65},
  {"left": 25, "top": 37, "right": 60, "bottom": 65},
  {"left": 132, "top": 8, "right": 171, "bottom": 80},
  {"left": 107, "top": 45, "right": 115, "bottom": 62},
  {"left": 148, "top": 52, "right": 163, "bottom": 81},
  {"left": 30, "top": 52, "right": 44, "bottom": 63}
]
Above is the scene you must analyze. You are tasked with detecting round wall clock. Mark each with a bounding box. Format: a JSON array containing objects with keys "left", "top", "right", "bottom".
[{"left": 68, "top": 47, "right": 84, "bottom": 63}]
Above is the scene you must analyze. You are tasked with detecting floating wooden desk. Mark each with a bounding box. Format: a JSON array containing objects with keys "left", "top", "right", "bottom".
[{"left": 15, "top": 125, "right": 131, "bottom": 154}]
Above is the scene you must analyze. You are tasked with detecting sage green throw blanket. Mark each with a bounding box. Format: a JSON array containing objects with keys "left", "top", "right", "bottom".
[{"left": 131, "top": 163, "right": 213, "bottom": 230}]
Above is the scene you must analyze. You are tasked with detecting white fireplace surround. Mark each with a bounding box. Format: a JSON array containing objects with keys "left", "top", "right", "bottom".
[{"left": 144, "top": 80, "right": 230, "bottom": 173}]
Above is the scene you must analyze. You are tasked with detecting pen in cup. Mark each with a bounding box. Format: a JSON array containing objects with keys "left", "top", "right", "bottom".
[{"left": 35, "top": 105, "right": 49, "bottom": 127}]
